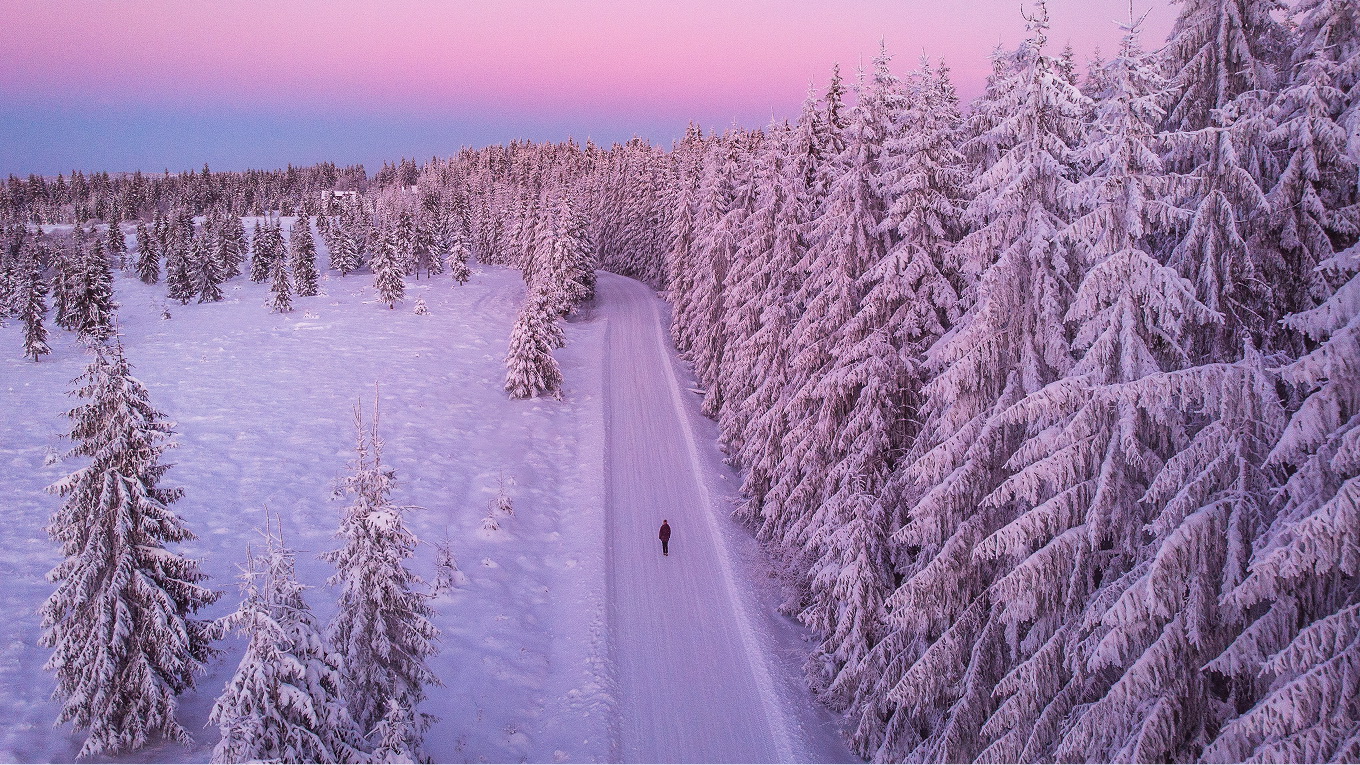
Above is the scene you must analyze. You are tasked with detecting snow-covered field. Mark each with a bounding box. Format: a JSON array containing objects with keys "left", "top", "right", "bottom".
[{"left": 0, "top": 237, "right": 852, "bottom": 763}]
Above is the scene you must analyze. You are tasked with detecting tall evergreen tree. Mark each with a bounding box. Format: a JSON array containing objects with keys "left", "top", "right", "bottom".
[
  {"left": 716, "top": 120, "right": 797, "bottom": 467},
  {"left": 165, "top": 226, "right": 196, "bottom": 305},
  {"left": 1205, "top": 232, "right": 1360, "bottom": 765},
  {"left": 1161, "top": 0, "right": 1292, "bottom": 356},
  {"left": 954, "top": 20, "right": 1233, "bottom": 763},
  {"left": 323, "top": 399, "right": 440, "bottom": 741},
  {"left": 392, "top": 210, "right": 418, "bottom": 276},
  {"left": 446, "top": 234, "right": 472, "bottom": 285},
  {"left": 105, "top": 217, "right": 127, "bottom": 270},
  {"left": 216, "top": 213, "right": 247, "bottom": 281},
  {"left": 249, "top": 220, "right": 273, "bottom": 283},
  {"left": 51, "top": 239, "right": 78, "bottom": 332},
  {"left": 41, "top": 342, "right": 218, "bottom": 759},
  {"left": 503, "top": 288, "right": 565, "bottom": 400},
  {"left": 135, "top": 220, "right": 159, "bottom": 284},
  {"left": 730, "top": 96, "right": 818, "bottom": 540},
  {"left": 329, "top": 228, "right": 362, "bottom": 277},
  {"left": 20, "top": 259, "right": 50, "bottom": 361},
  {"left": 781, "top": 49, "right": 905, "bottom": 719},
  {"left": 1264, "top": 0, "right": 1360, "bottom": 317},
  {"left": 290, "top": 217, "right": 320, "bottom": 298},
  {"left": 269, "top": 258, "right": 293, "bottom": 314},
  {"left": 193, "top": 228, "right": 225, "bottom": 303},
  {"left": 371, "top": 229, "right": 406, "bottom": 309},
  {"left": 74, "top": 239, "right": 116, "bottom": 340},
  {"left": 850, "top": 55, "right": 970, "bottom": 757}
]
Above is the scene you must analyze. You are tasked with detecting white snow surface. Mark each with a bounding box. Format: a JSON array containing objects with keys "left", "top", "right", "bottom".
[{"left": 0, "top": 243, "right": 854, "bottom": 763}]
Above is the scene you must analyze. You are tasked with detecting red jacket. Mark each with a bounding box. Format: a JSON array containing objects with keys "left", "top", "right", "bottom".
[{"left": 659, "top": 522, "right": 671, "bottom": 542}]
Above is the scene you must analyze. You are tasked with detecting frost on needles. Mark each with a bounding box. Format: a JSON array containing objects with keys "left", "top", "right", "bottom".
[
  {"left": 40, "top": 340, "right": 219, "bottom": 759},
  {"left": 322, "top": 396, "right": 441, "bottom": 759}
]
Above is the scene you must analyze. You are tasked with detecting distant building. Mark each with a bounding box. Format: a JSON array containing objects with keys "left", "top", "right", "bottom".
[{"left": 322, "top": 190, "right": 359, "bottom": 203}]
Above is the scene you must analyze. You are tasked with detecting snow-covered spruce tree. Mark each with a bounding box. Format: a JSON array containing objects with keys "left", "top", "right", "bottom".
[
  {"left": 1264, "top": 0, "right": 1360, "bottom": 318},
  {"left": 520, "top": 191, "right": 552, "bottom": 289},
  {"left": 210, "top": 519, "right": 368, "bottom": 765},
  {"left": 683, "top": 133, "right": 749, "bottom": 417},
  {"left": 105, "top": 216, "right": 127, "bottom": 269},
  {"left": 715, "top": 120, "right": 796, "bottom": 466},
  {"left": 431, "top": 539, "right": 466, "bottom": 595},
  {"left": 1161, "top": 0, "right": 1291, "bottom": 357},
  {"left": 323, "top": 400, "right": 440, "bottom": 742},
  {"left": 269, "top": 258, "right": 293, "bottom": 314},
  {"left": 511, "top": 190, "right": 541, "bottom": 273},
  {"left": 41, "top": 341, "right": 219, "bottom": 759},
  {"left": 760, "top": 62, "right": 898, "bottom": 567},
  {"left": 392, "top": 210, "right": 418, "bottom": 276},
  {"left": 848, "top": 54, "right": 970, "bottom": 756},
  {"left": 216, "top": 213, "right": 247, "bottom": 281},
  {"left": 329, "top": 227, "right": 362, "bottom": 277},
  {"left": 20, "top": 258, "right": 50, "bottom": 361},
  {"left": 151, "top": 211, "right": 170, "bottom": 265},
  {"left": 664, "top": 156, "right": 703, "bottom": 353},
  {"left": 446, "top": 233, "right": 471, "bottom": 285},
  {"left": 503, "top": 287, "right": 564, "bottom": 400},
  {"left": 414, "top": 215, "right": 440, "bottom": 278},
  {"left": 538, "top": 192, "right": 595, "bottom": 315},
  {"left": 872, "top": 6, "right": 1089, "bottom": 761},
  {"left": 776, "top": 50, "right": 906, "bottom": 721},
  {"left": 135, "top": 220, "right": 159, "bottom": 284},
  {"left": 51, "top": 239, "right": 77, "bottom": 331},
  {"left": 166, "top": 228, "right": 196, "bottom": 305},
  {"left": 1054, "top": 343, "right": 1280, "bottom": 764},
  {"left": 1161, "top": 0, "right": 1289, "bottom": 138},
  {"left": 249, "top": 220, "right": 273, "bottom": 283},
  {"left": 1204, "top": 246, "right": 1360, "bottom": 764},
  {"left": 728, "top": 95, "right": 821, "bottom": 539},
  {"left": 290, "top": 217, "right": 319, "bottom": 298},
  {"left": 193, "top": 227, "right": 225, "bottom": 303},
  {"left": 372, "top": 229, "right": 406, "bottom": 309},
  {"left": 74, "top": 238, "right": 116, "bottom": 341}
]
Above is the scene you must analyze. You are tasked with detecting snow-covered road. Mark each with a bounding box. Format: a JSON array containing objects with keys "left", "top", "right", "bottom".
[{"left": 600, "top": 273, "right": 852, "bottom": 764}]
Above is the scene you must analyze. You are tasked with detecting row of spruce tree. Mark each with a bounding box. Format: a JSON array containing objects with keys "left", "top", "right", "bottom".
[
  {"left": 44, "top": 339, "right": 444, "bottom": 763},
  {"left": 0, "top": 191, "right": 485, "bottom": 355},
  {"left": 646, "top": 1, "right": 1355, "bottom": 762}
]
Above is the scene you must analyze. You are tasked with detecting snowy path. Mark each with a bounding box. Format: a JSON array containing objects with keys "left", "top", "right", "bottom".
[{"left": 600, "top": 273, "right": 851, "bottom": 764}]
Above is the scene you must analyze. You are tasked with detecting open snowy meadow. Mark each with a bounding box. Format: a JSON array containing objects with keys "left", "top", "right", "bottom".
[{"left": 1, "top": 244, "right": 611, "bottom": 763}]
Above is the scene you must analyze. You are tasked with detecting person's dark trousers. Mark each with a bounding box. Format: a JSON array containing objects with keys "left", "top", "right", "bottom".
[{"left": 662, "top": 539, "right": 669, "bottom": 555}]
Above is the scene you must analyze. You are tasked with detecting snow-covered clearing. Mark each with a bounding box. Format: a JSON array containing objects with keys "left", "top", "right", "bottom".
[{"left": 0, "top": 245, "right": 851, "bottom": 762}]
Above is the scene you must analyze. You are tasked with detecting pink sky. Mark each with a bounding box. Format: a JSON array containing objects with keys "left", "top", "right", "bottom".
[
  {"left": 0, "top": 1, "right": 1177, "bottom": 173},
  {"left": 3, "top": 1, "right": 1174, "bottom": 115}
]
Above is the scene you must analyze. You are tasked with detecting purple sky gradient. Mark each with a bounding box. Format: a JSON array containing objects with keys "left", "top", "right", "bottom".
[{"left": 0, "top": 0, "right": 1176, "bottom": 175}]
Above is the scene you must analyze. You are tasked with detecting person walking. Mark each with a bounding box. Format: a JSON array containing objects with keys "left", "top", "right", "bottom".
[{"left": 659, "top": 519, "right": 671, "bottom": 556}]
